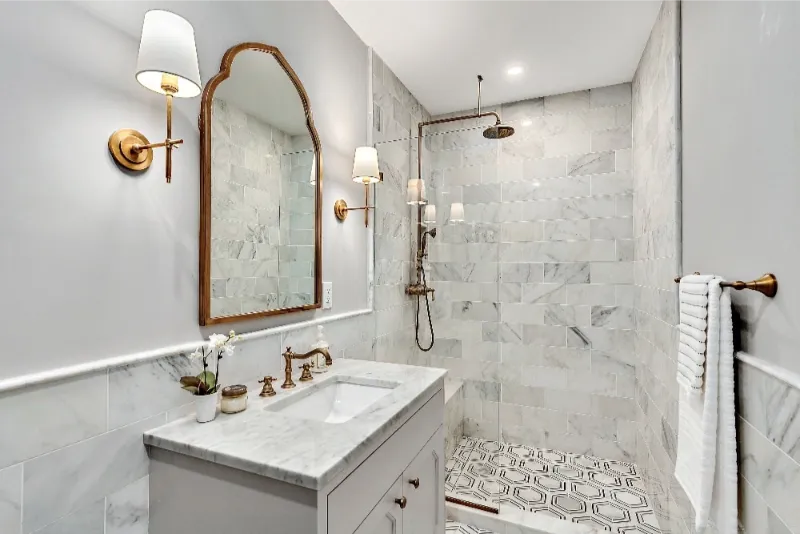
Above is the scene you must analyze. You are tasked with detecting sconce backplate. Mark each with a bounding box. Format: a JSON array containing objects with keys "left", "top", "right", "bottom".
[
  {"left": 334, "top": 199, "right": 349, "bottom": 221},
  {"left": 108, "top": 129, "right": 153, "bottom": 172}
]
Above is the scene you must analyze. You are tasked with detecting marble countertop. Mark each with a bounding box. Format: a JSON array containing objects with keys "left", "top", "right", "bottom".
[{"left": 143, "top": 360, "right": 446, "bottom": 490}]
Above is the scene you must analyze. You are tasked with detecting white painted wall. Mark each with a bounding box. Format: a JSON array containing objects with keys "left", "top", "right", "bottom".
[
  {"left": 0, "top": 1, "right": 369, "bottom": 379},
  {"left": 682, "top": 1, "right": 800, "bottom": 376}
]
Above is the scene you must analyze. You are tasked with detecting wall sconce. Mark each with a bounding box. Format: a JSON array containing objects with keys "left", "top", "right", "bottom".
[
  {"left": 450, "top": 202, "right": 465, "bottom": 223},
  {"left": 406, "top": 179, "right": 426, "bottom": 205},
  {"left": 423, "top": 204, "right": 437, "bottom": 225},
  {"left": 334, "top": 147, "right": 382, "bottom": 227},
  {"left": 108, "top": 10, "right": 201, "bottom": 183}
]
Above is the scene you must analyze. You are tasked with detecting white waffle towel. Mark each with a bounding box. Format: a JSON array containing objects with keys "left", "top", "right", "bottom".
[{"left": 674, "top": 274, "right": 738, "bottom": 533}]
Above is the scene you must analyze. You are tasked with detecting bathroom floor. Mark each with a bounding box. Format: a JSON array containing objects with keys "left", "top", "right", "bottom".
[
  {"left": 445, "top": 521, "right": 497, "bottom": 533},
  {"left": 445, "top": 437, "right": 662, "bottom": 533}
]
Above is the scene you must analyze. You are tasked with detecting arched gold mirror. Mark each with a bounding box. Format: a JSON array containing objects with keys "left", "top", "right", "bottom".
[{"left": 199, "top": 43, "right": 322, "bottom": 325}]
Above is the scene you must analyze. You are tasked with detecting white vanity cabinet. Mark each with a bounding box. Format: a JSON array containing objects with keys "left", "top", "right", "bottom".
[
  {"left": 344, "top": 428, "right": 444, "bottom": 534},
  {"left": 148, "top": 386, "right": 445, "bottom": 534}
]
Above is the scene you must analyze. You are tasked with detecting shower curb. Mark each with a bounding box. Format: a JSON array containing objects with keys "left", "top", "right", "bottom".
[{"left": 445, "top": 500, "right": 605, "bottom": 534}]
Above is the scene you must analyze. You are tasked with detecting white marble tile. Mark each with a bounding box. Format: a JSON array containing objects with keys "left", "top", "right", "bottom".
[
  {"left": 591, "top": 171, "right": 633, "bottom": 196},
  {"left": 451, "top": 301, "right": 500, "bottom": 322},
  {"left": 503, "top": 176, "right": 590, "bottom": 202},
  {"left": 590, "top": 306, "right": 635, "bottom": 329},
  {"left": 501, "top": 304, "right": 546, "bottom": 326},
  {"left": 0, "top": 372, "right": 107, "bottom": 470},
  {"left": 499, "top": 263, "right": 544, "bottom": 284},
  {"left": 522, "top": 196, "right": 617, "bottom": 221},
  {"left": 521, "top": 283, "right": 566, "bottom": 304},
  {"left": 500, "top": 222, "right": 543, "bottom": 243},
  {"left": 543, "top": 262, "right": 590, "bottom": 284},
  {"left": 566, "top": 284, "right": 617, "bottom": 306},
  {"left": 590, "top": 217, "right": 632, "bottom": 240},
  {"left": 567, "top": 151, "right": 615, "bottom": 177},
  {"left": 0, "top": 465, "right": 21, "bottom": 534},
  {"left": 23, "top": 415, "right": 164, "bottom": 533},
  {"left": 591, "top": 126, "right": 632, "bottom": 152},
  {"left": 501, "top": 98, "right": 544, "bottom": 121},
  {"left": 542, "top": 304, "right": 591, "bottom": 327},
  {"left": 543, "top": 131, "right": 591, "bottom": 157},
  {"left": 105, "top": 476, "right": 148, "bottom": 534},
  {"left": 740, "top": 417, "right": 800, "bottom": 533},
  {"left": 544, "top": 90, "right": 590, "bottom": 115},
  {"left": 463, "top": 184, "right": 502, "bottom": 205},
  {"left": 590, "top": 262, "right": 633, "bottom": 284},
  {"left": 108, "top": 354, "right": 200, "bottom": 430},
  {"left": 737, "top": 360, "right": 800, "bottom": 464},
  {"left": 542, "top": 219, "right": 591, "bottom": 241},
  {"left": 522, "top": 325, "right": 567, "bottom": 347},
  {"left": 590, "top": 84, "right": 632, "bottom": 108},
  {"left": 521, "top": 156, "right": 567, "bottom": 181},
  {"left": 34, "top": 499, "right": 105, "bottom": 534}
]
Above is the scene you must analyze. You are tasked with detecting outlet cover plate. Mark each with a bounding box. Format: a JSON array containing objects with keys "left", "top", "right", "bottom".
[{"left": 323, "top": 282, "right": 332, "bottom": 309}]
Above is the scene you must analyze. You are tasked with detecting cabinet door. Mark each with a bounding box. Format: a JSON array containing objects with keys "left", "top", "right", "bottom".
[
  {"left": 403, "top": 427, "right": 444, "bottom": 534},
  {"left": 353, "top": 477, "right": 404, "bottom": 534}
]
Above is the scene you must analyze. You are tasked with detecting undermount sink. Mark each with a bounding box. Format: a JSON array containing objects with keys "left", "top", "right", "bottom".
[{"left": 267, "top": 377, "right": 399, "bottom": 424}]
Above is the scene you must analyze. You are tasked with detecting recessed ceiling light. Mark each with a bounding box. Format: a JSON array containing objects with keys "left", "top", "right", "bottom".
[
  {"left": 507, "top": 66, "right": 524, "bottom": 76},
  {"left": 522, "top": 119, "right": 532, "bottom": 127}
]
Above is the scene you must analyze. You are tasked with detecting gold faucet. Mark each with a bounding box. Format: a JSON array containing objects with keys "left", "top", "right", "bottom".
[{"left": 281, "top": 346, "right": 332, "bottom": 389}]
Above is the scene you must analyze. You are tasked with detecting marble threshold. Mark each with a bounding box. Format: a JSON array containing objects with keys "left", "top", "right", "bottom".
[
  {"left": 0, "top": 308, "right": 372, "bottom": 393},
  {"left": 144, "top": 359, "right": 446, "bottom": 490}
]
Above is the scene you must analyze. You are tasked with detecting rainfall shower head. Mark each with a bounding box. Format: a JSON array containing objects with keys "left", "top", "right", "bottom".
[
  {"left": 483, "top": 122, "right": 515, "bottom": 139},
  {"left": 476, "top": 75, "right": 514, "bottom": 140}
]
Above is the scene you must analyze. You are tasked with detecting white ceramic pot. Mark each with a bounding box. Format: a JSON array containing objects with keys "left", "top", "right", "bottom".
[{"left": 195, "top": 393, "right": 218, "bottom": 423}]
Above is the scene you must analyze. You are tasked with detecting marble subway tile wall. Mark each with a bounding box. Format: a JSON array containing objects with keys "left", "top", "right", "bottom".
[
  {"left": 0, "top": 313, "right": 372, "bottom": 534},
  {"left": 630, "top": 2, "right": 689, "bottom": 532},
  {"left": 736, "top": 361, "right": 800, "bottom": 534},
  {"left": 368, "top": 50, "right": 433, "bottom": 366},
  {"left": 424, "top": 82, "right": 636, "bottom": 460}
]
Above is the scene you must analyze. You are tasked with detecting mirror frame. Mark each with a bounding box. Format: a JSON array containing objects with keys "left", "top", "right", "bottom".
[{"left": 199, "top": 42, "right": 323, "bottom": 326}]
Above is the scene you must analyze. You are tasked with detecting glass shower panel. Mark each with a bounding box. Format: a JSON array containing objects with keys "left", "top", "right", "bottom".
[{"left": 421, "top": 120, "right": 502, "bottom": 514}]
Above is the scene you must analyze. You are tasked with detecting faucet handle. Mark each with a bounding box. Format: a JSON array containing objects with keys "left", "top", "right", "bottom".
[
  {"left": 298, "top": 363, "right": 314, "bottom": 382},
  {"left": 258, "top": 376, "right": 278, "bottom": 397}
]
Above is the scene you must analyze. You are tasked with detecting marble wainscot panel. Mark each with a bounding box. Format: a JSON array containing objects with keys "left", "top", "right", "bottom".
[
  {"left": 736, "top": 358, "right": 800, "bottom": 534},
  {"left": 144, "top": 360, "right": 446, "bottom": 489}
]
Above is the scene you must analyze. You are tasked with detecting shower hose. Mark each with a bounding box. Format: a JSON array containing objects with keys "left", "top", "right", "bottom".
[{"left": 414, "top": 266, "right": 435, "bottom": 352}]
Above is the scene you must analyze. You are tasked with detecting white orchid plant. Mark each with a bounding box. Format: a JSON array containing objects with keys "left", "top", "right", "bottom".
[{"left": 180, "top": 331, "right": 239, "bottom": 396}]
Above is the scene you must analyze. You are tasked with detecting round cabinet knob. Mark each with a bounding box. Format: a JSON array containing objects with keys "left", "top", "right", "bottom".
[
  {"left": 394, "top": 496, "right": 407, "bottom": 509},
  {"left": 408, "top": 478, "right": 420, "bottom": 489}
]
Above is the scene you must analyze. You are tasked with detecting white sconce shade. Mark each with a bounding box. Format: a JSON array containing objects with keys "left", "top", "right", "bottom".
[
  {"left": 450, "top": 202, "right": 465, "bottom": 222},
  {"left": 136, "top": 10, "right": 201, "bottom": 98},
  {"left": 406, "top": 179, "right": 426, "bottom": 205},
  {"left": 352, "top": 147, "right": 380, "bottom": 184},
  {"left": 424, "top": 204, "right": 437, "bottom": 224}
]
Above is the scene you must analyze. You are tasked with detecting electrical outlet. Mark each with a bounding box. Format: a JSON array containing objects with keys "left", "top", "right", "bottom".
[{"left": 323, "top": 282, "right": 333, "bottom": 309}]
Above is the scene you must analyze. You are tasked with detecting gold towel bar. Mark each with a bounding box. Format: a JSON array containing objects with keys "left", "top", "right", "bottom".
[{"left": 673, "top": 273, "right": 778, "bottom": 298}]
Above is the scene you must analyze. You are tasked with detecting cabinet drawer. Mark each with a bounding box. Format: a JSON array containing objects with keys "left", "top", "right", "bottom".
[{"left": 328, "top": 388, "right": 443, "bottom": 534}]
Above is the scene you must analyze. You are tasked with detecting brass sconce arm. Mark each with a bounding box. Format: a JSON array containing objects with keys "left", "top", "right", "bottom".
[
  {"left": 334, "top": 172, "right": 383, "bottom": 228},
  {"left": 109, "top": 75, "right": 185, "bottom": 183}
]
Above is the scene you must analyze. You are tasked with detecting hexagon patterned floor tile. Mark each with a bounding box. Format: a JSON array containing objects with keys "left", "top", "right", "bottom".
[
  {"left": 445, "top": 520, "right": 498, "bottom": 534},
  {"left": 445, "top": 438, "right": 663, "bottom": 534}
]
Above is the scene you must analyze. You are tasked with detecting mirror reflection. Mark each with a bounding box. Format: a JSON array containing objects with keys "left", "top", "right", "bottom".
[{"left": 204, "top": 46, "right": 320, "bottom": 323}]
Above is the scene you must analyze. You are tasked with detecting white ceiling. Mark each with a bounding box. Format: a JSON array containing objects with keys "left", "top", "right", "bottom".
[
  {"left": 331, "top": 0, "right": 661, "bottom": 115},
  {"left": 215, "top": 49, "right": 309, "bottom": 136}
]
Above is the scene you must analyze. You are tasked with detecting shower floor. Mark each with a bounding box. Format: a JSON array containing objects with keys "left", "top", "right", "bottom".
[{"left": 445, "top": 437, "right": 662, "bottom": 533}]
